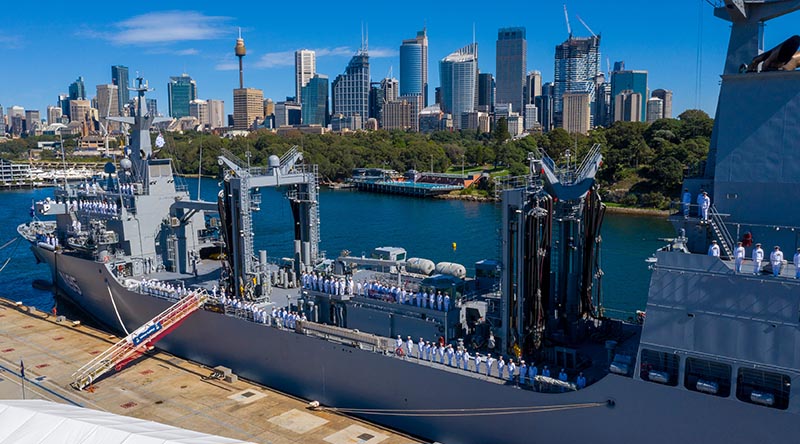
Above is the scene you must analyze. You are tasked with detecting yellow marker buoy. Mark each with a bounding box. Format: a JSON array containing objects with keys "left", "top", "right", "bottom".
[{"left": 452, "top": 242, "right": 457, "bottom": 251}]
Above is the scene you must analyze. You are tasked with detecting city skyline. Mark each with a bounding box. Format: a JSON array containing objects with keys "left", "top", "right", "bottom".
[{"left": 1, "top": 1, "right": 798, "bottom": 121}]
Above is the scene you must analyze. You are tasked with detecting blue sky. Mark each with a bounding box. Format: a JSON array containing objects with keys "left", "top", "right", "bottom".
[{"left": 1, "top": 1, "right": 798, "bottom": 120}]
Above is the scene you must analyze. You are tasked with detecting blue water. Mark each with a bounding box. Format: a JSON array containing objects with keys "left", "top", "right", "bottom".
[{"left": 0, "top": 177, "right": 674, "bottom": 318}]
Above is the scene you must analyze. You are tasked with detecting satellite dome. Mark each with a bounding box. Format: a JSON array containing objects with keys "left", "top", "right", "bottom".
[
  {"left": 268, "top": 155, "right": 280, "bottom": 167},
  {"left": 120, "top": 158, "right": 132, "bottom": 170}
]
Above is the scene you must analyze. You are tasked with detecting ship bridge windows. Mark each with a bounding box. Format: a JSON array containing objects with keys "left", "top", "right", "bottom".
[
  {"left": 640, "top": 349, "right": 679, "bottom": 386},
  {"left": 736, "top": 368, "right": 791, "bottom": 410},
  {"left": 684, "top": 357, "right": 731, "bottom": 397}
]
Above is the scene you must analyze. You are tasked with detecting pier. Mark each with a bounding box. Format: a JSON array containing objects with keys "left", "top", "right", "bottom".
[{"left": 0, "top": 298, "right": 420, "bottom": 444}]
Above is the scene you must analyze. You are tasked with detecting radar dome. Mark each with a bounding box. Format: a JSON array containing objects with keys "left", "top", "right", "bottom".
[
  {"left": 119, "top": 158, "right": 132, "bottom": 170},
  {"left": 268, "top": 155, "right": 280, "bottom": 167}
]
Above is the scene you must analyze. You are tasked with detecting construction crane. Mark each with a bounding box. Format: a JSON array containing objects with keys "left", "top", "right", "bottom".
[
  {"left": 563, "top": 4, "right": 571, "bottom": 36},
  {"left": 576, "top": 15, "right": 597, "bottom": 37},
  {"left": 71, "top": 290, "right": 208, "bottom": 390}
]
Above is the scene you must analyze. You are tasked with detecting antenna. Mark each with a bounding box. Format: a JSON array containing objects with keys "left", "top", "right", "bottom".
[
  {"left": 576, "top": 15, "right": 597, "bottom": 37},
  {"left": 606, "top": 57, "right": 611, "bottom": 77},
  {"left": 563, "top": 4, "right": 572, "bottom": 36},
  {"left": 365, "top": 23, "right": 369, "bottom": 53},
  {"left": 472, "top": 22, "right": 476, "bottom": 44}
]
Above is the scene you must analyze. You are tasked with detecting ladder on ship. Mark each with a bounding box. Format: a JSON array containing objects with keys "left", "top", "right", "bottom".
[
  {"left": 708, "top": 205, "right": 734, "bottom": 259},
  {"left": 70, "top": 290, "right": 208, "bottom": 391}
]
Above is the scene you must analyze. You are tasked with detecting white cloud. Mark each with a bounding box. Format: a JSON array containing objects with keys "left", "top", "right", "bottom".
[
  {"left": 253, "top": 46, "right": 393, "bottom": 69},
  {"left": 255, "top": 50, "right": 295, "bottom": 68},
  {"left": 367, "top": 47, "right": 397, "bottom": 58},
  {"left": 81, "top": 11, "right": 231, "bottom": 45},
  {"left": 175, "top": 48, "right": 199, "bottom": 56},
  {"left": 0, "top": 34, "right": 22, "bottom": 48}
]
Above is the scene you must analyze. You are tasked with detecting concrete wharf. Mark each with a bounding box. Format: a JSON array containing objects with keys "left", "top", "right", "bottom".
[{"left": 0, "top": 298, "right": 421, "bottom": 444}]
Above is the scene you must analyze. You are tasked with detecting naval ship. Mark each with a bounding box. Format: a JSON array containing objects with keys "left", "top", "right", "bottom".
[{"left": 17, "top": 1, "right": 800, "bottom": 442}]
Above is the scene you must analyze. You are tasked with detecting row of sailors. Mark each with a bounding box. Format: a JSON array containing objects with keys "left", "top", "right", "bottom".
[
  {"left": 366, "top": 282, "right": 451, "bottom": 311},
  {"left": 70, "top": 220, "right": 83, "bottom": 233},
  {"left": 119, "top": 183, "right": 136, "bottom": 195},
  {"left": 301, "top": 273, "right": 355, "bottom": 296},
  {"left": 395, "top": 336, "right": 587, "bottom": 389},
  {"left": 74, "top": 199, "right": 119, "bottom": 216},
  {"left": 218, "top": 295, "right": 272, "bottom": 324},
  {"left": 139, "top": 279, "right": 192, "bottom": 298},
  {"left": 38, "top": 233, "right": 59, "bottom": 248}
]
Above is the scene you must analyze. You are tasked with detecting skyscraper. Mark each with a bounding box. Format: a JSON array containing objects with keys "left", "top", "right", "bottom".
[
  {"left": 96, "top": 84, "right": 120, "bottom": 131},
  {"left": 537, "top": 82, "right": 555, "bottom": 132},
  {"left": 495, "top": 27, "right": 527, "bottom": 114},
  {"left": 295, "top": 50, "right": 316, "bottom": 104},
  {"left": 646, "top": 97, "right": 664, "bottom": 123},
  {"left": 69, "top": 100, "right": 91, "bottom": 124},
  {"left": 400, "top": 28, "right": 428, "bottom": 107},
  {"left": 47, "top": 106, "right": 62, "bottom": 125},
  {"left": 207, "top": 99, "right": 225, "bottom": 129},
  {"left": 562, "top": 91, "right": 591, "bottom": 135},
  {"left": 58, "top": 94, "right": 70, "bottom": 119},
  {"left": 168, "top": 74, "right": 197, "bottom": 118},
  {"left": 383, "top": 99, "right": 413, "bottom": 131},
  {"left": 439, "top": 43, "right": 478, "bottom": 130},
  {"left": 651, "top": 89, "right": 673, "bottom": 118},
  {"left": 189, "top": 99, "right": 209, "bottom": 125},
  {"left": 613, "top": 89, "right": 643, "bottom": 122},
  {"left": 611, "top": 70, "right": 648, "bottom": 122},
  {"left": 68, "top": 76, "right": 86, "bottom": 101},
  {"left": 553, "top": 36, "right": 601, "bottom": 128},
  {"left": 525, "top": 70, "right": 542, "bottom": 105},
  {"left": 111, "top": 65, "right": 130, "bottom": 114},
  {"left": 477, "top": 73, "right": 495, "bottom": 113},
  {"left": 301, "top": 74, "right": 329, "bottom": 126},
  {"left": 0, "top": 105, "right": 4, "bottom": 134},
  {"left": 146, "top": 99, "right": 159, "bottom": 117},
  {"left": 332, "top": 50, "right": 370, "bottom": 129}
]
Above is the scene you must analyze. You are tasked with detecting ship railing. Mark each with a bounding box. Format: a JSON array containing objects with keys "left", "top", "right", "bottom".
[
  {"left": 709, "top": 205, "right": 736, "bottom": 258},
  {"left": 220, "top": 148, "right": 248, "bottom": 171}
]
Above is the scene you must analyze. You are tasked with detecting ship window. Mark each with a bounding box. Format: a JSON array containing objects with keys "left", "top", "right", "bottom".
[
  {"left": 684, "top": 357, "right": 731, "bottom": 397},
  {"left": 640, "top": 349, "right": 679, "bottom": 386},
  {"left": 736, "top": 368, "right": 790, "bottom": 410}
]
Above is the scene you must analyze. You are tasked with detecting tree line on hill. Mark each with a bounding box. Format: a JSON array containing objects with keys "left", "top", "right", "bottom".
[{"left": 0, "top": 109, "right": 714, "bottom": 209}]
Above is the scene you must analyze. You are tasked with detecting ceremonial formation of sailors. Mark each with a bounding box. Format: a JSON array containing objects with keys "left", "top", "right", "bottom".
[
  {"left": 139, "top": 279, "right": 193, "bottom": 299},
  {"left": 119, "top": 183, "right": 136, "bottom": 195},
  {"left": 300, "top": 272, "right": 354, "bottom": 296},
  {"left": 38, "top": 233, "right": 59, "bottom": 248}
]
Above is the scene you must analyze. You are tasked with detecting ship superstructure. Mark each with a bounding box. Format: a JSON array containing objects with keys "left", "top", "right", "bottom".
[{"left": 15, "top": 2, "right": 800, "bottom": 442}]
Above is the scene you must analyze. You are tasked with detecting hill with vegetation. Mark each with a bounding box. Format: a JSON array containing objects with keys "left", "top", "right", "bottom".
[{"left": 0, "top": 110, "right": 713, "bottom": 209}]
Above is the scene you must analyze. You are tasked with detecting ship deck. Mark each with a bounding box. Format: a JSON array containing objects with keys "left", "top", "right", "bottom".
[{"left": 0, "top": 298, "right": 421, "bottom": 444}]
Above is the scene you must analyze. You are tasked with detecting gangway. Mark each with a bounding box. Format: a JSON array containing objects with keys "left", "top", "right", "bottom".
[{"left": 71, "top": 290, "right": 208, "bottom": 390}]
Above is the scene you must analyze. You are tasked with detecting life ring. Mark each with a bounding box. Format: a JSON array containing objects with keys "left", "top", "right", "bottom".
[
  {"left": 103, "top": 256, "right": 109, "bottom": 263},
  {"left": 395, "top": 347, "right": 405, "bottom": 357},
  {"left": 117, "top": 264, "right": 124, "bottom": 273}
]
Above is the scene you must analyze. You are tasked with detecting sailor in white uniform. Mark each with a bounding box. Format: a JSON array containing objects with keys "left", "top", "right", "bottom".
[
  {"left": 699, "top": 191, "right": 711, "bottom": 221},
  {"left": 486, "top": 354, "right": 495, "bottom": 376},
  {"left": 771, "top": 246, "right": 784, "bottom": 277},
  {"left": 417, "top": 338, "right": 425, "bottom": 359},
  {"left": 707, "top": 240, "right": 720, "bottom": 257},
  {"left": 508, "top": 360, "right": 516, "bottom": 381},
  {"left": 437, "top": 292, "right": 443, "bottom": 311},
  {"left": 519, "top": 360, "right": 527, "bottom": 385},
  {"left": 443, "top": 294, "right": 450, "bottom": 311},
  {"left": 406, "top": 336, "right": 414, "bottom": 355},
  {"left": 752, "top": 243, "right": 764, "bottom": 275},
  {"left": 462, "top": 350, "right": 471, "bottom": 371},
  {"left": 497, "top": 357, "right": 506, "bottom": 379},
  {"left": 734, "top": 241, "right": 745, "bottom": 273}
]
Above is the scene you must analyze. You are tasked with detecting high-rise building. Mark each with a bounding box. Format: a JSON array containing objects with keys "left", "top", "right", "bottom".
[
  {"left": 301, "top": 74, "right": 329, "bottom": 126},
  {"left": 419, "top": 104, "right": 446, "bottom": 133},
  {"left": 477, "top": 72, "right": 495, "bottom": 113},
  {"left": 168, "top": 74, "right": 198, "bottom": 118},
  {"left": 69, "top": 100, "right": 91, "bottom": 124},
  {"left": 0, "top": 105, "right": 4, "bottom": 134},
  {"left": 562, "top": 91, "right": 591, "bottom": 135},
  {"left": 495, "top": 27, "right": 527, "bottom": 114},
  {"left": 439, "top": 43, "right": 478, "bottom": 129},
  {"left": 554, "top": 36, "right": 600, "bottom": 128},
  {"left": 651, "top": 89, "right": 673, "bottom": 118},
  {"left": 594, "top": 75, "right": 612, "bottom": 127},
  {"left": 274, "top": 101, "right": 302, "bottom": 127},
  {"left": 46, "top": 106, "right": 62, "bottom": 125},
  {"left": 111, "top": 65, "right": 130, "bottom": 114},
  {"left": 381, "top": 77, "right": 399, "bottom": 103},
  {"left": 524, "top": 103, "right": 538, "bottom": 130},
  {"left": 537, "top": 82, "right": 554, "bottom": 132},
  {"left": 96, "top": 84, "right": 120, "bottom": 132},
  {"left": 369, "top": 82, "right": 384, "bottom": 124},
  {"left": 24, "top": 110, "right": 40, "bottom": 134},
  {"left": 400, "top": 28, "right": 428, "bottom": 107},
  {"left": 332, "top": 50, "right": 370, "bottom": 129},
  {"left": 207, "top": 99, "right": 225, "bottom": 129},
  {"left": 525, "top": 70, "right": 542, "bottom": 105},
  {"left": 57, "top": 94, "right": 70, "bottom": 119},
  {"left": 68, "top": 76, "right": 86, "bottom": 100},
  {"left": 233, "top": 88, "right": 264, "bottom": 130},
  {"left": 383, "top": 99, "right": 413, "bottom": 131},
  {"left": 295, "top": 50, "right": 316, "bottom": 104},
  {"left": 611, "top": 70, "right": 648, "bottom": 122},
  {"left": 462, "top": 110, "right": 490, "bottom": 133},
  {"left": 146, "top": 98, "right": 159, "bottom": 117},
  {"left": 399, "top": 94, "right": 422, "bottom": 132},
  {"left": 189, "top": 99, "right": 209, "bottom": 125},
  {"left": 613, "top": 89, "right": 643, "bottom": 122},
  {"left": 646, "top": 97, "right": 664, "bottom": 123}
]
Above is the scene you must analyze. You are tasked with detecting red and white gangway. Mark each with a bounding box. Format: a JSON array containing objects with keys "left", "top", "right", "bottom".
[{"left": 71, "top": 290, "right": 208, "bottom": 391}]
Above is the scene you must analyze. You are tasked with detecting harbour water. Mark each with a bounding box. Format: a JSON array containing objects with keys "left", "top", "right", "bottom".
[{"left": 0, "top": 177, "right": 673, "bottom": 319}]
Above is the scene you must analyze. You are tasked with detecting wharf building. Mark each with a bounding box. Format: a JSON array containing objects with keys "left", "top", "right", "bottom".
[
  {"left": 168, "top": 74, "right": 197, "bottom": 118},
  {"left": 300, "top": 74, "right": 329, "bottom": 127},
  {"left": 332, "top": 50, "right": 370, "bottom": 130},
  {"left": 495, "top": 27, "right": 527, "bottom": 116},
  {"left": 439, "top": 43, "right": 478, "bottom": 130},
  {"left": 610, "top": 69, "right": 648, "bottom": 122},
  {"left": 295, "top": 50, "right": 316, "bottom": 105},
  {"left": 111, "top": 65, "right": 130, "bottom": 114},
  {"left": 400, "top": 28, "right": 428, "bottom": 107},
  {"left": 553, "top": 35, "right": 600, "bottom": 129}
]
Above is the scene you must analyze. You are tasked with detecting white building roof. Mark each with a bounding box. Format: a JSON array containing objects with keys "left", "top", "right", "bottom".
[{"left": 0, "top": 400, "right": 254, "bottom": 444}]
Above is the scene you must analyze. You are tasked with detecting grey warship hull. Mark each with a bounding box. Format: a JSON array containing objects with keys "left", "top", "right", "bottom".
[{"left": 33, "top": 245, "right": 800, "bottom": 444}]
